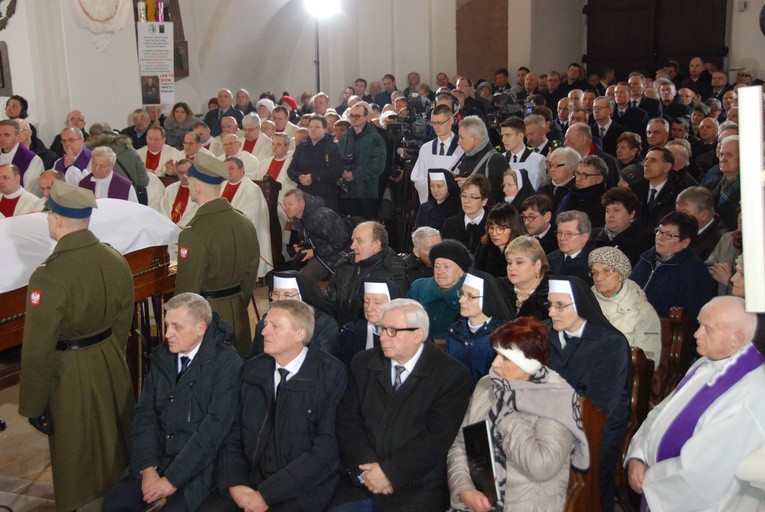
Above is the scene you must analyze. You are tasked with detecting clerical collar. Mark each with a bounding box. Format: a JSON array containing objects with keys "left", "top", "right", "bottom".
[
  {"left": 91, "top": 172, "right": 113, "bottom": 182},
  {"left": 2, "top": 187, "right": 23, "bottom": 199}
]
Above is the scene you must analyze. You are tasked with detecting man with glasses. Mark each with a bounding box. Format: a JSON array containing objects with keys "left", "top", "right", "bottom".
[
  {"left": 556, "top": 152, "right": 608, "bottom": 228},
  {"left": 630, "top": 211, "right": 713, "bottom": 319},
  {"left": 49, "top": 109, "right": 89, "bottom": 158},
  {"left": 520, "top": 194, "right": 558, "bottom": 254},
  {"left": 330, "top": 298, "right": 470, "bottom": 512},
  {"left": 546, "top": 210, "right": 594, "bottom": 284},
  {"left": 410, "top": 104, "right": 464, "bottom": 204},
  {"left": 592, "top": 96, "right": 626, "bottom": 157},
  {"left": 537, "top": 146, "right": 579, "bottom": 212},
  {"left": 564, "top": 122, "right": 621, "bottom": 188}
]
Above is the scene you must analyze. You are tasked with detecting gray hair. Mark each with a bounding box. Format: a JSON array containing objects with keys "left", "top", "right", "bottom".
[
  {"left": 269, "top": 299, "right": 315, "bottom": 344},
  {"left": 459, "top": 115, "right": 489, "bottom": 142},
  {"left": 647, "top": 117, "right": 669, "bottom": 132},
  {"left": 677, "top": 186, "right": 714, "bottom": 213},
  {"left": 411, "top": 226, "right": 440, "bottom": 249},
  {"left": 165, "top": 292, "right": 213, "bottom": 325},
  {"left": 242, "top": 113, "right": 261, "bottom": 129},
  {"left": 579, "top": 155, "right": 608, "bottom": 178},
  {"left": 556, "top": 210, "right": 592, "bottom": 234},
  {"left": 88, "top": 122, "right": 114, "bottom": 136},
  {"left": 549, "top": 146, "right": 582, "bottom": 168},
  {"left": 523, "top": 114, "right": 545, "bottom": 128},
  {"left": 0, "top": 119, "right": 19, "bottom": 134},
  {"left": 91, "top": 146, "right": 117, "bottom": 167},
  {"left": 379, "top": 298, "right": 430, "bottom": 340},
  {"left": 272, "top": 132, "right": 291, "bottom": 149}
]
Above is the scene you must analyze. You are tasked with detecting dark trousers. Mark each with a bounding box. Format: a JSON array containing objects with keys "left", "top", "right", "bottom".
[
  {"left": 198, "top": 490, "right": 303, "bottom": 512},
  {"left": 103, "top": 475, "right": 189, "bottom": 512},
  {"left": 339, "top": 198, "right": 379, "bottom": 220}
]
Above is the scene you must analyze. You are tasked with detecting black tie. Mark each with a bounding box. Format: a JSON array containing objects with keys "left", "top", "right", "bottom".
[
  {"left": 439, "top": 142, "right": 445, "bottom": 156},
  {"left": 512, "top": 154, "right": 518, "bottom": 163},
  {"left": 648, "top": 188, "right": 657, "bottom": 207},
  {"left": 177, "top": 355, "right": 190, "bottom": 382},
  {"left": 276, "top": 368, "right": 290, "bottom": 400},
  {"left": 631, "top": 100, "right": 637, "bottom": 109},
  {"left": 564, "top": 255, "right": 572, "bottom": 263},
  {"left": 393, "top": 365, "right": 405, "bottom": 391}
]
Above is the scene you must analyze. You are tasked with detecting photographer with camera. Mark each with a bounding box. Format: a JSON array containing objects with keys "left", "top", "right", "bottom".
[
  {"left": 287, "top": 114, "right": 343, "bottom": 210},
  {"left": 336, "top": 104, "right": 387, "bottom": 219}
]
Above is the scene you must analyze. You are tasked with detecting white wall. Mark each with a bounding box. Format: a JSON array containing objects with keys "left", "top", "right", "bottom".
[{"left": 728, "top": 0, "right": 765, "bottom": 82}]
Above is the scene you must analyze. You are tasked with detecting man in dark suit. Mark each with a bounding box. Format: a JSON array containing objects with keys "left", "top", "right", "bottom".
[
  {"left": 120, "top": 109, "right": 150, "bottom": 150},
  {"left": 675, "top": 186, "right": 728, "bottom": 260},
  {"left": 331, "top": 299, "right": 471, "bottom": 512},
  {"left": 521, "top": 194, "right": 558, "bottom": 254},
  {"left": 613, "top": 83, "right": 650, "bottom": 135},
  {"left": 592, "top": 96, "right": 626, "bottom": 157},
  {"left": 627, "top": 72, "right": 662, "bottom": 119},
  {"left": 630, "top": 146, "right": 687, "bottom": 229},
  {"left": 546, "top": 210, "right": 594, "bottom": 285},
  {"left": 203, "top": 89, "right": 244, "bottom": 137}
]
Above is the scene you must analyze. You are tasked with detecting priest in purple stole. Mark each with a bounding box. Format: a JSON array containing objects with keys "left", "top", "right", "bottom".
[
  {"left": 78, "top": 146, "right": 138, "bottom": 203},
  {"left": 626, "top": 296, "right": 765, "bottom": 511}
]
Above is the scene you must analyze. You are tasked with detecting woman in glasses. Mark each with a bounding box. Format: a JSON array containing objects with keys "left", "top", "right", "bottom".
[
  {"left": 441, "top": 174, "right": 491, "bottom": 254},
  {"left": 447, "top": 316, "right": 589, "bottom": 512},
  {"left": 473, "top": 202, "right": 526, "bottom": 277},
  {"left": 497, "top": 236, "right": 551, "bottom": 322},
  {"left": 445, "top": 269, "right": 512, "bottom": 390},
  {"left": 546, "top": 276, "right": 630, "bottom": 512},
  {"left": 588, "top": 247, "right": 661, "bottom": 368},
  {"left": 249, "top": 271, "right": 339, "bottom": 358}
]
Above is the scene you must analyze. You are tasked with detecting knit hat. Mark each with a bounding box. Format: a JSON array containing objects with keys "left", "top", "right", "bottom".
[
  {"left": 256, "top": 98, "right": 275, "bottom": 113},
  {"left": 429, "top": 240, "right": 473, "bottom": 272},
  {"left": 279, "top": 95, "right": 298, "bottom": 110},
  {"left": 587, "top": 246, "right": 632, "bottom": 280}
]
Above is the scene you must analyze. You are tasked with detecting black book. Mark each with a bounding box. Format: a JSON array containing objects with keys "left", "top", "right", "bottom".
[{"left": 463, "top": 419, "right": 500, "bottom": 504}]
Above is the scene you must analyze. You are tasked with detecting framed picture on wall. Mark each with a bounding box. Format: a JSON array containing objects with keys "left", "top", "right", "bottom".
[{"left": 0, "top": 42, "right": 11, "bottom": 95}]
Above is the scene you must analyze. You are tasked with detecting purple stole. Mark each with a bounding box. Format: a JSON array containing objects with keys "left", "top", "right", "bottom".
[
  {"left": 54, "top": 147, "right": 92, "bottom": 173},
  {"left": 9, "top": 144, "right": 36, "bottom": 179},
  {"left": 640, "top": 343, "right": 765, "bottom": 512},
  {"left": 79, "top": 171, "right": 132, "bottom": 200}
]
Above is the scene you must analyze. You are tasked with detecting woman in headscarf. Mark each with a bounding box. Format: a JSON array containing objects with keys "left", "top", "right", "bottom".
[
  {"left": 588, "top": 246, "right": 661, "bottom": 368},
  {"left": 445, "top": 269, "right": 513, "bottom": 389},
  {"left": 497, "top": 236, "right": 550, "bottom": 321},
  {"left": 546, "top": 276, "right": 630, "bottom": 512},
  {"left": 501, "top": 168, "right": 533, "bottom": 210},
  {"left": 447, "top": 317, "right": 589, "bottom": 512},
  {"left": 337, "top": 278, "right": 398, "bottom": 368},
  {"left": 248, "top": 270, "right": 338, "bottom": 357},
  {"left": 414, "top": 169, "right": 461, "bottom": 231},
  {"left": 473, "top": 202, "right": 526, "bottom": 278}
]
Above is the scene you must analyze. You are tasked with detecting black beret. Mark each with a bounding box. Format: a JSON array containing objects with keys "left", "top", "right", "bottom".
[{"left": 429, "top": 239, "right": 473, "bottom": 272}]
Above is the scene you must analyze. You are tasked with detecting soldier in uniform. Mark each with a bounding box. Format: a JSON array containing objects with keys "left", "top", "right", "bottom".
[
  {"left": 174, "top": 151, "right": 259, "bottom": 356},
  {"left": 18, "top": 181, "right": 135, "bottom": 512}
]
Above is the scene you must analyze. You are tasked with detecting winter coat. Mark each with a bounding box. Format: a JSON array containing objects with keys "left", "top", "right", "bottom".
[
  {"left": 497, "top": 276, "right": 550, "bottom": 322},
  {"left": 163, "top": 115, "right": 200, "bottom": 150},
  {"left": 447, "top": 374, "right": 575, "bottom": 512},
  {"left": 630, "top": 246, "right": 714, "bottom": 319},
  {"left": 445, "top": 316, "right": 505, "bottom": 390},
  {"left": 287, "top": 134, "right": 344, "bottom": 210},
  {"left": 590, "top": 221, "right": 655, "bottom": 267},
  {"left": 291, "top": 192, "right": 350, "bottom": 271},
  {"left": 337, "top": 122, "right": 387, "bottom": 199},
  {"left": 216, "top": 346, "right": 347, "bottom": 512},
  {"left": 592, "top": 279, "right": 662, "bottom": 368},
  {"left": 408, "top": 275, "right": 466, "bottom": 340},
  {"left": 324, "top": 247, "right": 408, "bottom": 325},
  {"left": 130, "top": 315, "right": 242, "bottom": 511}
]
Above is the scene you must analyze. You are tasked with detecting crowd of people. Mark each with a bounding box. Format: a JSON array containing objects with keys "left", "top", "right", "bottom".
[{"left": 7, "top": 56, "right": 765, "bottom": 512}]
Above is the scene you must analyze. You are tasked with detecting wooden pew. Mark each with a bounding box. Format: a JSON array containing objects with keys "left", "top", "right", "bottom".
[
  {"left": 566, "top": 396, "right": 606, "bottom": 512},
  {"left": 653, "top": 306, "right": 696, "bottom": 402}
]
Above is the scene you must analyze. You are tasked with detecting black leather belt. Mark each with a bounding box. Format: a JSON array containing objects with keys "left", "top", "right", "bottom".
[
  {"left": 200, "top": 284, "right": 241, "bottom": 300},
  {"left": 56, "top": 327, "right": 113, "bottom": 351}
]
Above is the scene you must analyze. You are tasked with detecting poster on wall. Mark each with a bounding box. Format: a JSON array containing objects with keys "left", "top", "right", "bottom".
[{"left": 137, "top": 22, "right": 174, "bottom": 105}]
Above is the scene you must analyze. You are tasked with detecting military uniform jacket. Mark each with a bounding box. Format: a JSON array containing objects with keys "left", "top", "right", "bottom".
[
  {"left": 175, "top": 197, "right": 259, "bottom": 356},
  {"left": 19, "top": 229, "right": 135, "bottom": 512}
]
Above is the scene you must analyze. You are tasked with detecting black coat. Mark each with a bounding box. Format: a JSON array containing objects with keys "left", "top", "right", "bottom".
[
  {"left": 441, "top": 210, "right": 487, "bottom": 255},
  {"left": 497, "top": 275, "right": 550, "bottom": 322},
  {"left": 402, "top": 253, "right": 433, "bottom": 286},
  {"left": 635, "top": 96, "right": 662, "bottom": 119},
  {"left": 538, "top": 180, "right": 573, "bottom": 213},
  {"left": 590, "top": 221, "right": 655, "bottom": 266},
  {"left": 557, "top": 182, "right": 607, "bottom": 228},
  {"left": 324, "top": 247, "right": 408, "bottom": 326},
  {"left": 473, "top": 241, "right": 506, "bottom": 278},
  {"left": 333, "top": 343, "right": 470, "bottom": 512},
  {"left": 291, "top": 193, "right": 350, "bottom": 270},
  {"left": 216, "top": 346, "right": 347, "bottom": 512},
  {"left": 547, "top": 244, "right": 595, "bottom": 285},
  {"left": 130, "top": 314, "right": 243, "bottom": 511},
  {"left": 203, "top": 106, "right": 244, "bottom": 137},
  {"left": 288, "top": 134, "right": 344, "bottom": 211},
  {"left": 693, "top": 216, "right": 729, "bottom": 261},
  {"left": 613, "top": 106, "right": 649, "bottom": 136},
  {"left": 630, "top": 171, "right": 687, "bottom": 229},
  {"left": 337, "top": 318, "right": 379, "bottom": 369},
  {"left": 596, "top": 121, "right": 627, "bottom": 157}
]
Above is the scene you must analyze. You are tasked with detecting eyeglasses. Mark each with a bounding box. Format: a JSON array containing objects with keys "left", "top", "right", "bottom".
[
  {"left": 373, "top": 325, "right": 420, "bottom": 337},
  {"left": 520, "top": 214, "right": 540, "bottom": 222},
  {"left": 348, "top": 114, "right": 364, "bottom": 119},
  {"left": 589, "top": 268, "right": 616, "bottom": 278},
  {"left": 487, "top": 225, "right": 508, "bottom": 233},
  {"left": 269, "top": 291, "right": 300, "bottom": 300},
  {"left": 548, "top": 162, "right": 566, "bottom": 169},
  {"left": 457, "top": 290, "right": 483, "bottom": 300},
  {"left": 430, "top": 118, "right": 452, "bottom": 127},
  {"left": 544, "top": 301, "right": 575, "bottom": 312},
  {"left": 654, "top": 228, "right": 681, "bottom": 239},
  {"left": 556, "top": 230, "right": 581, "bottom": 239},
  {"left": 574, "top": 171, "right": 599, "bottom": 179},
  {"left": 738, "top": 73, "right": 752, "bottom": 78},
  {"left": 460, "top": 194, "right": 483, "bottom": 201},
  {"left": 67, "top": 117, "right": 84, "bottom": 123},
  {"left": 592, "top": 106, "right": 610, "bottom": 111}
]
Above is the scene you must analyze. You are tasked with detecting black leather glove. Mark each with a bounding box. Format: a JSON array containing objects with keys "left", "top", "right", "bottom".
[{"left": 29, "top": 414, "right": 53, "bottom": 435}]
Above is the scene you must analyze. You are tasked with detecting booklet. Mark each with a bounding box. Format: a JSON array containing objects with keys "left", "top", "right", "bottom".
[{"left": 463, "top": 419, "right": 500, "bottom": 504}]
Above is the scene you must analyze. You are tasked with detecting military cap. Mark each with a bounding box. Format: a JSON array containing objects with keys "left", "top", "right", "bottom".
[
  {"left": 46, "top": 180, "right": 97, "bottom": 219},
  {"left": 188, "top": 150, "right": 228, "bottom": 185}
]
